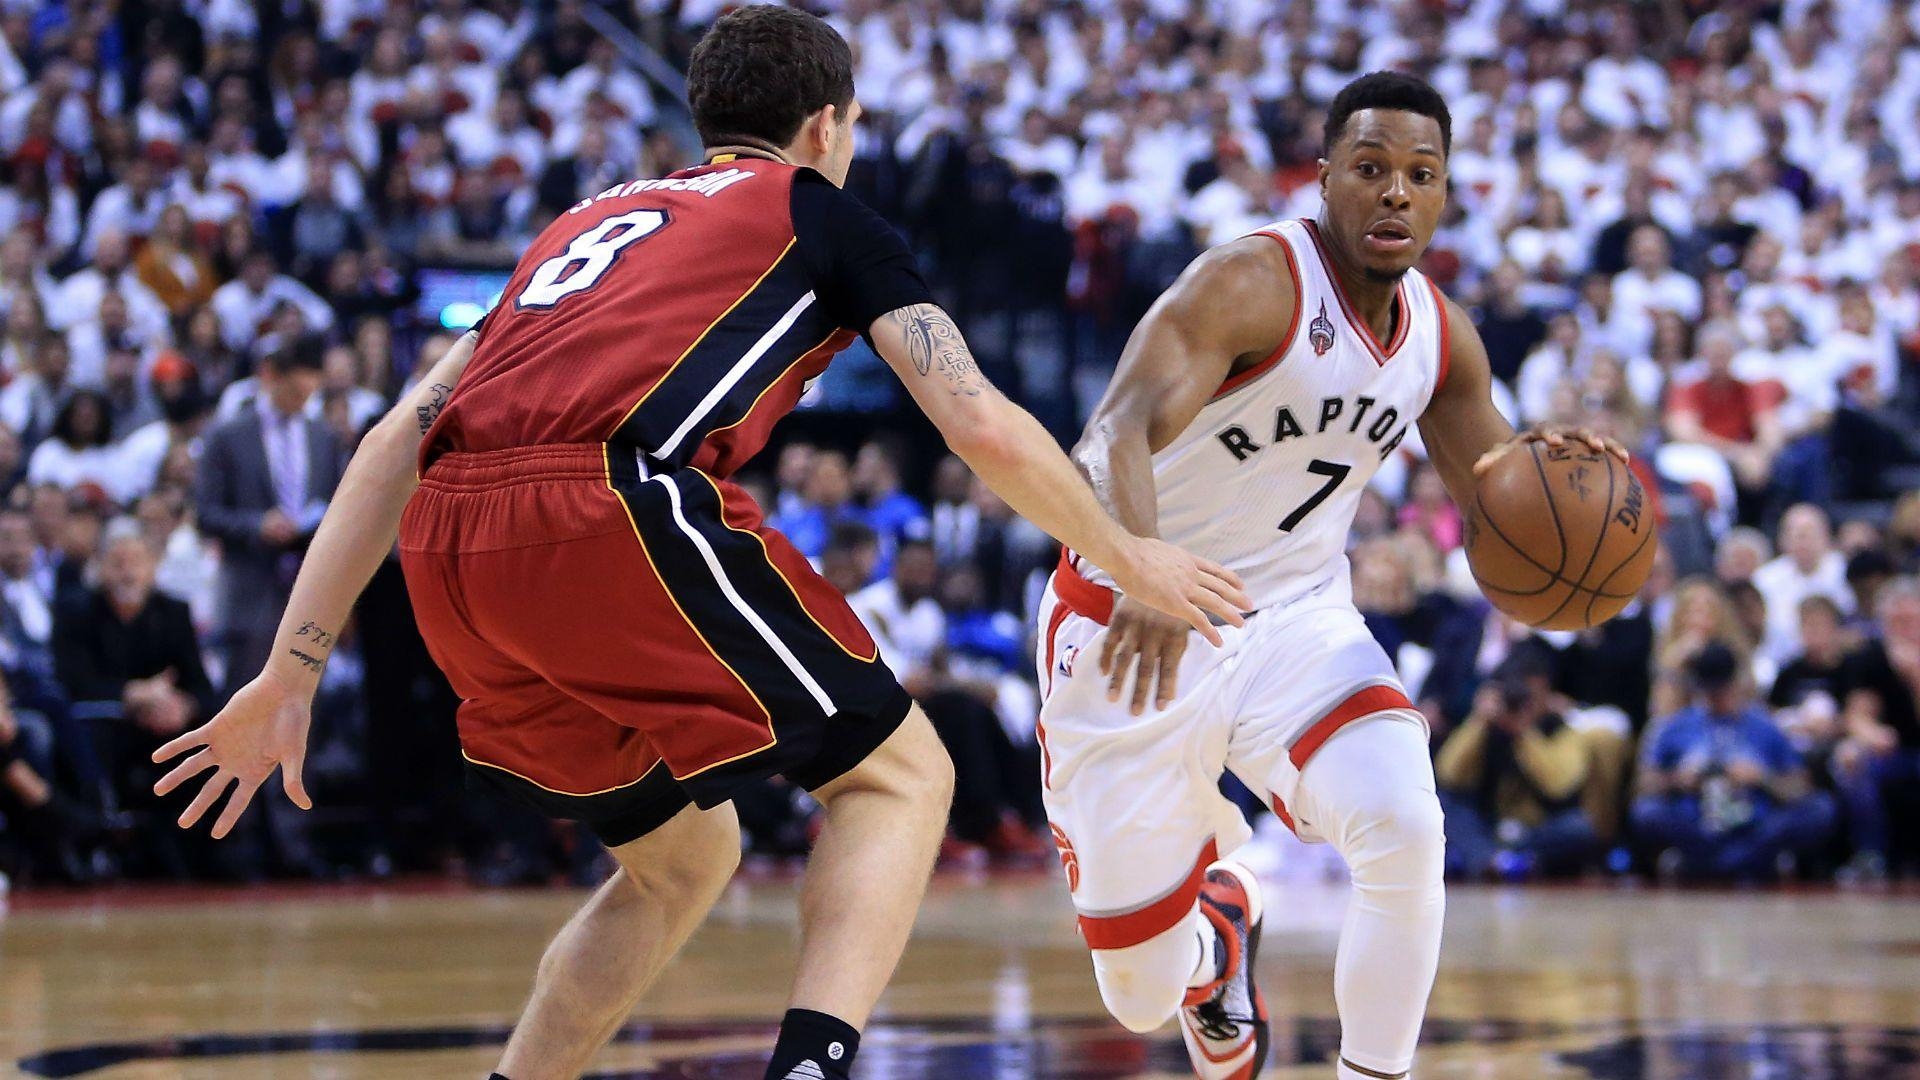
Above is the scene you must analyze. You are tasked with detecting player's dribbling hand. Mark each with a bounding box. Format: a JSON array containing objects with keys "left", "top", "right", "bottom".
[
  {"left": 151, "top": 668, "right": 314, "bottom": 839},
  {"left": 1473, "top": 424, "right": 1630, "bottom": 478},
  {"left": 1108, "top": 538, "right": 1250, "bottom": 649}
]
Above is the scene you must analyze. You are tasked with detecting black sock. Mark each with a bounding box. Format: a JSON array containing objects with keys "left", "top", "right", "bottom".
[{"left": 763, "top": 1008, "right": 860, "bottom": 1079}]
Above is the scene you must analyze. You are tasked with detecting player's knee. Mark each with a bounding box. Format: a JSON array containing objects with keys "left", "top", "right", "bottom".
[
  {"left": 621, "top": 803, "right": 741, "bottom": 901},
  {"left": 1094, "top": 958, "right": 1183, "bottom": 1034},
  {"left": 1345, "top": 785, "right": 1446, "bottom": 886},
  {"left": 1089, "top": 924, "right": 1195, "bottom": 1034}
]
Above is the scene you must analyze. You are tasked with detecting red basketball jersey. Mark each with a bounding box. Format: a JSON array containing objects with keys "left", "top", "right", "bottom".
[{"left": 423, "top": 156, "right": 917, "bottom": 477}]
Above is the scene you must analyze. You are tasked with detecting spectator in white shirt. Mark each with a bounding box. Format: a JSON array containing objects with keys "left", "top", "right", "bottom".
[
  {"left": 850, "top": 539, "right": 946, "bottom": 689},
  {"left": 25, "top": 391, "right": 133, "bottom": 502},
  {"left": 998, "top": 109, "right": 1078, "bottom": 182},
  {"left": 208, "top": 251, "right": 336, "bottom": 354},
  {"left": 205, "top": 115, "right": 278, "bottom": 209},
  {"left": 1185, "top": 147, "right": 1271, "bottom": 249},
  {"left": 1818, "top": 284, "right": 1900, "bottom": 407},
  {"left": 448, "top": 88, "right": 547, "bottom": 182},
  {"left": 81, "top": 157, "right": 169, "bottom": 255},
  {"left": 1581, "top": 22, "right": 1670, "bottom": 128},
  {"left": 1753, "top": 503, "right": 1854, "bottom": 664},
  {"left": 168, "top": 142, "right": 242, "bottom": 231},
  {"left": 1505, "top": 186, "right": 1586, "bottom": 283},
  {"left": 551, "top": 40, "right": 654, "bottom": 129},
  {"left": 53, "top": 229, "right": 169, "bottom": 341},
  {"left": 1609, "top": 224, "right": 1701, "bottom": 352}
]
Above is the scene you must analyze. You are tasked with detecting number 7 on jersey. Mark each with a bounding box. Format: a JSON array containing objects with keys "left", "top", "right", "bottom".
[{"left": 1278, "top": 459, "right": 1350, "bottom": 532}]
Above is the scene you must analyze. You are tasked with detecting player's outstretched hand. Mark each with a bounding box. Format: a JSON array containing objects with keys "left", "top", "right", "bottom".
[
  {"left": 1473, "top": 424, "right": 1630, "bottom": 478},
  {"left": 1108, "top": 538, "right": 1250, "bottom": 648},
  {"left": 151, "top": 668, "right": 314, "bottom": 839},
  {"left": 1099, "top": 597, "right": 1202, "bottom": 716}
]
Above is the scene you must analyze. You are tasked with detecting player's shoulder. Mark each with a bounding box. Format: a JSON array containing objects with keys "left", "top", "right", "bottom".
[{"left": 788, "top": 167, "right": 890, "bottom": 231}]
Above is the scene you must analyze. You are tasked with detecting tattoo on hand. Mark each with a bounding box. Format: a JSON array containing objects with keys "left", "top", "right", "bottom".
[
  {"left": 416, "top": 383, "right": 454, "bottom": 433},
  {"left": 891, "top": 306, "right": 983, "bottom": 396},
  {"left": 295, "top": 621, "right": 335, "bottom": 649},
  {"left": 288, "top": 650, "right": 324, "bottom": 672}
]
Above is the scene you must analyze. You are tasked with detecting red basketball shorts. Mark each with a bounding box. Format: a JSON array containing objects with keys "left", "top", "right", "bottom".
[{"left": 397, "top": 443, "right": 910, "bottom": 844}]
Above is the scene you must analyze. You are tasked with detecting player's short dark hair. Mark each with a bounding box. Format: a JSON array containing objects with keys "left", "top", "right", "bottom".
[
  {"left": 1323, "top": 72, "right": 1451, "bottom": 159},
  {"left": 687, "top": 6, "right": 855, "bottom": 150}
]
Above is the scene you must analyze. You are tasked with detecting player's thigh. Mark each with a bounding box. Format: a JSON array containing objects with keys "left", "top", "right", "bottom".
[
  {"left": 811, "top": 703, "right": 953, "bottom": 809},
  {"left": 1036, "top": 647, "right": 1247, "bottom": 950},
  {"left": 1224, "top": 602, "right": 1427, "bottom": 840}
]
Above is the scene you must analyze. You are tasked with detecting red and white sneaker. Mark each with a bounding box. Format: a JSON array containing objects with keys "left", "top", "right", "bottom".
[{"left": 1178, "top": 858, "right": 1269, "bottom": 1079}]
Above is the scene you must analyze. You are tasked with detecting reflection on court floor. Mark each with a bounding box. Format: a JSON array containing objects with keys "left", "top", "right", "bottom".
[{"left": 5, "top": 876, "right": 1918, "bottom": 1079}]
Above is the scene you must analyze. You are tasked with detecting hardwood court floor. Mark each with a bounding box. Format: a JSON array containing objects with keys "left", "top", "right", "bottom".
[{"left": 4, "top": 871, "right": 1919, "bottom": 1078}]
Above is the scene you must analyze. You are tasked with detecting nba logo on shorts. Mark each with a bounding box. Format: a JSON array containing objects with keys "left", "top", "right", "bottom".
[
  {"left": 1309, "top": 300, "right": 1336, "bottom": 356},
  {"left": 1057, "top": 644, "right": 1081, "bottom": 679}
]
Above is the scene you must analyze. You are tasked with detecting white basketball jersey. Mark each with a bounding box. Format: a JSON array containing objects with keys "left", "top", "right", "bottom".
[{"left": 1083, "top": 218, "right": 1450, "bottom": 611}]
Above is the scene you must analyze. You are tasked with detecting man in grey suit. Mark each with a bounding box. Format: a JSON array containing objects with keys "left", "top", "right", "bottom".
[{"left": 194, "top": 335, "right": 342, "bottom": 875}]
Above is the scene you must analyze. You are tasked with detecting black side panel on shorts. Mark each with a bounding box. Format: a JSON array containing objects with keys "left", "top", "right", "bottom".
[{"left": 604, "top": 450, "right": 911, "bottom": 805}]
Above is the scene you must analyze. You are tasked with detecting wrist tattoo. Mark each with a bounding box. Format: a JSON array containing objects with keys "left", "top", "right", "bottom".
[
  {"left": 416, "top": 383, "right": 454, "bottom": 433},
  {"left": 295, "top": 621, "right": 335, "bottom": 649},
  {"left": 889, "top": 306, "right": 983, "bottom": 396},
  {"left": 288, "top": 649, "right": 324, "bottom": 672}
]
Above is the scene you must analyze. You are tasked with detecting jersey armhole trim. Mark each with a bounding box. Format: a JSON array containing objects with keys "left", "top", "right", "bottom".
[
  {"left": 1211, "top": 230, "right": 1304, "bottom": 401},
  {"left": 1427, "top": 277, "right": 1451, "bottom": 393}
]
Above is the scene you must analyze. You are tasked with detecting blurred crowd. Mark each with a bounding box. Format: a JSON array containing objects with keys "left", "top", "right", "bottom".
[{"left": 4, "top": 0, "right": 1920, "bottom": 889}]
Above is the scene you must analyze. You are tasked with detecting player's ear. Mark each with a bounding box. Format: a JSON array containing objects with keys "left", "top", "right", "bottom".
[
  {"left": 1317, "top": 157, "right": 1330, "bottom": 197},
  {"left": 811, "top": 104, "right": 838, "bottom": 156}
]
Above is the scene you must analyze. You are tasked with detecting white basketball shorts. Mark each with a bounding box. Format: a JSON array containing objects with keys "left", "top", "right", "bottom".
[{"left": 1034, "top": 554, "right": 1426, "bottom": 950}]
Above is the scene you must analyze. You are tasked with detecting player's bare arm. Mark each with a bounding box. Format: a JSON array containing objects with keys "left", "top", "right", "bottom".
[
  {"left": 153, "top": 329, "right": 481, "bottom": 837},
  {"left": 1071, "top": 240, "right": 1295, "bottom": 713},
  {"left": 1417, "top": 296, "right": 1628, "bottom": 508},
  {"left": 870, "top": 302, "right": 1250, "bottom": 644}
]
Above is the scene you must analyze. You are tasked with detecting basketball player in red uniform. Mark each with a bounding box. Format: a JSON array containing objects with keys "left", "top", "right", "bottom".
[{"left": 150, "top": 9, "right": 1247, "bottom": 1080}]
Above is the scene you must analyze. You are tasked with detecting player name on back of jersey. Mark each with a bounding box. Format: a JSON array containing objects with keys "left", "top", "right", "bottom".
[
  {"left": 566, "top": 167, "right": 756, "bottom": 214},
  {"left": 1214, "top": 392, "right": 1413, "bottom": 465}
]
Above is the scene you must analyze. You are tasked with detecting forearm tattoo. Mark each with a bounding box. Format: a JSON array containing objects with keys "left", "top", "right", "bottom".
[
  {"left": 416, "top": 383, "right": 454, "bottom": 433},
  {"left": 891, "top": 306, "right": 984, "bottom": 396},
  {"left": 288, "top": 620, "right": 336, "bottom": 673}
]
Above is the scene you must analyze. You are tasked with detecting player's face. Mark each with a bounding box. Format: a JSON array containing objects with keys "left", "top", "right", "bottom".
[{"left": 1318, "top": 110, "right": 1447, "bottom": 283}]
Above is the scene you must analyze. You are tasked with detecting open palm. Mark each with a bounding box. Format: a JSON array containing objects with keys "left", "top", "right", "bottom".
[{"left": 152, "top": 669, "right": 315, "bottom": 838}]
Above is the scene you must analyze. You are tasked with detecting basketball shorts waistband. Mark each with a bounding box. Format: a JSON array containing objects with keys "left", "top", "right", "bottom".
[{"left": 419, "top": 443, "right": 631, "bottom": 490}]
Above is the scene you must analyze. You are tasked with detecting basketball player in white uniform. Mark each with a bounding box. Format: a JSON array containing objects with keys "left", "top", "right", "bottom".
[{"left": 1037, "top": 74, "right": 1628, "bottom": 1079}]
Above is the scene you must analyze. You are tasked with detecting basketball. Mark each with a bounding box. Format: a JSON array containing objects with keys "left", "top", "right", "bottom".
[{"left": 1465, "top": 440, "right": 1658, "bottom": 631}]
